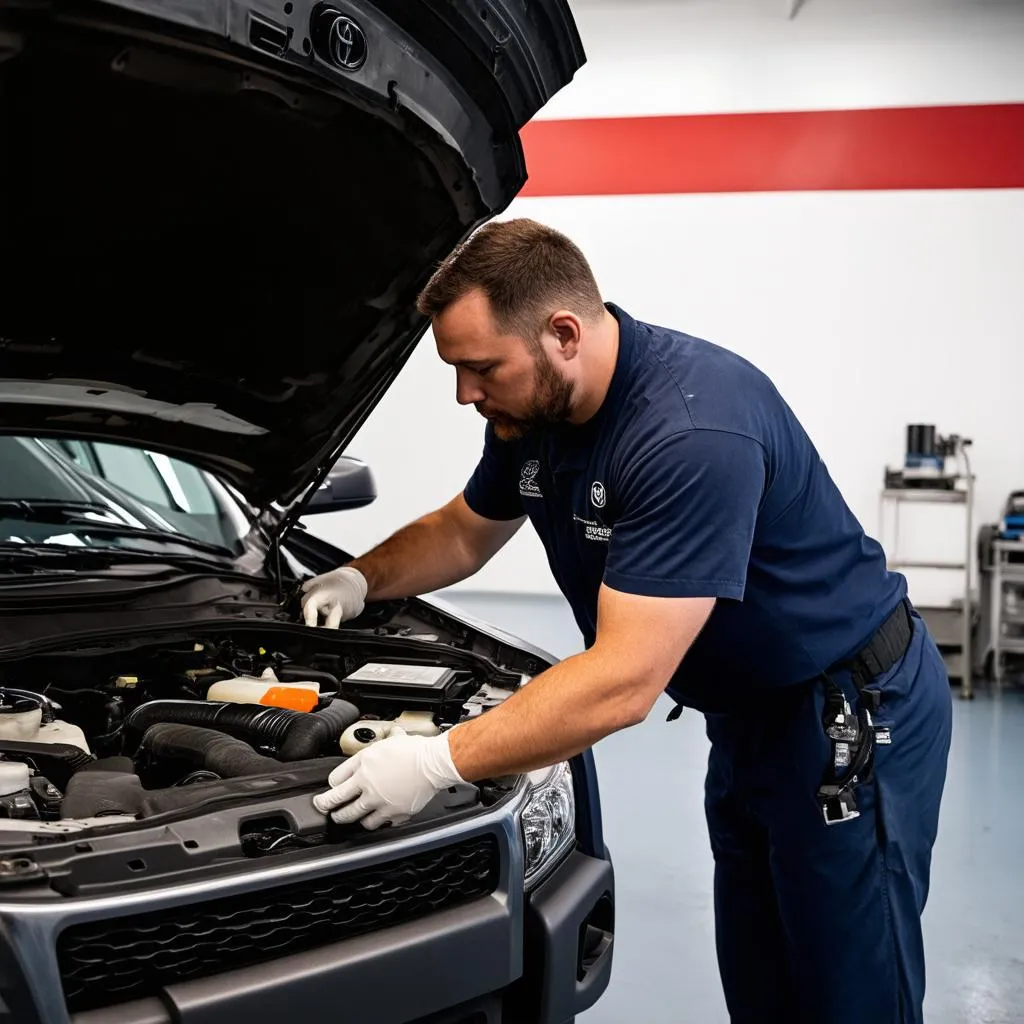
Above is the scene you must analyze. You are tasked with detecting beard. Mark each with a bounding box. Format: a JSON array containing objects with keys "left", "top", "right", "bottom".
[{"left": 486, "top": 353, "right": 575, "bottom": 441}]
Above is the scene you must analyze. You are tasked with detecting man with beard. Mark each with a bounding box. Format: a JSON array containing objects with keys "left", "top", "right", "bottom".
[{"left": 303, "top": 218, "right": 952, "bottom": 1024}]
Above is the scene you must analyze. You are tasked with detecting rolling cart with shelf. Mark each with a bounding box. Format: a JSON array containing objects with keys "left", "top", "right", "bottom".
[
  {"left": 878, "top": 433, "right": 974, "bottom": 698},
  {"left": 986, "top": 539, "right": 1024, "bottom": 684}
]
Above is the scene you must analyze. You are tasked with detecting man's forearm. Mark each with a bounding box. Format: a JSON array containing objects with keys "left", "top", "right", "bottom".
[
  {"left": 349, "top": 511, "right": 478, "bottom": 601},
  {"left": 311, "top": 588, "right": 711, "bottom": 831},
  {"left": 346, "top": 496, "right": 521, "bottom": 602},
  {"left": 446, "top": 649, "right": 653, "bottom": 782}
]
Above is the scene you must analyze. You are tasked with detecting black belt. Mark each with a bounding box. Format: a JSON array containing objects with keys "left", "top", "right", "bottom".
[
  {"left": 665, "top": 597, "right": 915, "bottom": 722},
  {"left": 827, "top": 596, "right": 914, "bottom": 710},
  {"left": 816, "top": 597, "right": 914, "bottom": 825}
]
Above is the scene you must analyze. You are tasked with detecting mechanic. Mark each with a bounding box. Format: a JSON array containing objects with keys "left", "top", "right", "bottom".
[{"left": 302, "top": 218, "right": 953, "bottom": 1024}]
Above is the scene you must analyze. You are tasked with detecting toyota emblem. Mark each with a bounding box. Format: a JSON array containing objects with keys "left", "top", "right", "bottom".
[
  {"left": 328, "top": 14, "right": 367, "bottom": 70},
  {"left": 312, "top": 7, "right": 368, "bottom": 72}
]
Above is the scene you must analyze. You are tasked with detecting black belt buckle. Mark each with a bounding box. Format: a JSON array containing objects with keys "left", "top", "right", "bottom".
[{"left": 859, "top": 687, "right": 882, "bottom": 712}]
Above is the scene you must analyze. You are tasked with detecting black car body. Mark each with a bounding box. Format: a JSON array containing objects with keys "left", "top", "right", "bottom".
[{"left": 0, "top": 3, "right": 614, "bottom": 1021}]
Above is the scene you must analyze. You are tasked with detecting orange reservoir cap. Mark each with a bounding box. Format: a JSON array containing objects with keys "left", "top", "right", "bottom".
[{"left": 260, "top": 686, "right": 319, "bottom": 712}]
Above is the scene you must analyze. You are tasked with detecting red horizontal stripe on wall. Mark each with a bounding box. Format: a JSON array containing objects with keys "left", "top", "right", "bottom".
[{"left": 519, "top": 104, "right": 1024, "bottom": 196}]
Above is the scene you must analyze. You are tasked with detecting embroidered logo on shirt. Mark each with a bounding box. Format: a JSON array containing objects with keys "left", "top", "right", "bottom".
[
  {"left": 591, "top": 480, "right": 607, "bottom": 509},
  {"left": 519, "top": 460, "right": 543, "bottom": 499},
  {"left": 574, "top": 513, "right": 611, "bottom": 543}
]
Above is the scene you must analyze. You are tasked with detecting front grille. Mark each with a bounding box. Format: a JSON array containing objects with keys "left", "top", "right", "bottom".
[{"left": 57, "top": 835, "right": 499, "bottom": 1014}]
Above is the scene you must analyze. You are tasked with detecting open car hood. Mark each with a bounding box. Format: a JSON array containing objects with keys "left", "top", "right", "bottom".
[{"left": 0, "top": 0, "right": 583, "bottom": 518}]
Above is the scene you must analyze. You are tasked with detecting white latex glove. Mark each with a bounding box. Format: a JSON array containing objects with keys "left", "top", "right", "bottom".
[
  {"left": 301, "top": 565, "right": 368, "bottom": 628},
  {"left": 312, "top": 728, "right": 464, "bottom": 830}
]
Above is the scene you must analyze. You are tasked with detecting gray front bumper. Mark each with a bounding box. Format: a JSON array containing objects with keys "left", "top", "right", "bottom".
[{"left": 0, "top": 790, "right": 613, "bottom": 1024}]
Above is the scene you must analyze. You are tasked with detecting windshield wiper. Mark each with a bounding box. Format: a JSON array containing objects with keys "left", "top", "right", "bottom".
[
  {"left": 0, "top": 543, "right": 245, "bottom": 579},
  {"left": 0, "top": 500, "right": 236, "bottom": 560},
  {"left": 0, "top": 499, "right": 121, "bottom": 521}
]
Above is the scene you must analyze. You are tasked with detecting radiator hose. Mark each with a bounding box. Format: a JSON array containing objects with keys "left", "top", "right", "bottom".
[
  {"left": 138, "top": 723, "right": 283, "bottom": 778},
  {"left": 123, "top": 698, "right": 359, "bottom": 761}
]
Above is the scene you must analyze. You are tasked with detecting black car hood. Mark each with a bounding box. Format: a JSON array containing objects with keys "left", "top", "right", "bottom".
[{"left": 0, "top": 0, "right": 583, "bottom": 520}]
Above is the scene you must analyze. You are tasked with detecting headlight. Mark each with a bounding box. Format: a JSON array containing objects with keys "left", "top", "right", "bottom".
[{"left": 519, "top": 762, "right": 575, "bottom": 890}]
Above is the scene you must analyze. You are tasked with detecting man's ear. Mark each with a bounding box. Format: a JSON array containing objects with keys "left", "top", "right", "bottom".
[{"left": 548, "top": 310, "right": 583, "bottom": 360}]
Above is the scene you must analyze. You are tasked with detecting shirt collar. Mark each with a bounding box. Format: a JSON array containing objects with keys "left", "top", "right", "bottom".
[
  {"left": 599, "top": 302, "right": 638, "bottom": 422},
  {"left": 542, "top": 302, "right": 638, "bottom": 469}
]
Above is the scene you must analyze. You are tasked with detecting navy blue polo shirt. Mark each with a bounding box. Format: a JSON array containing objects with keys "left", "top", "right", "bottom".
[{"left": 463, "top": 304, "right": 907, "bottom": 712}]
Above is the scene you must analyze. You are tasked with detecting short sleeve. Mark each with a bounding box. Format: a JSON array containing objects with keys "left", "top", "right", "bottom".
[
  {"left": 602, "top": 429, "right": 765, "bottom": 600},
  {"left": 463, "top": 423, "right": 526, "bottom": 522}
]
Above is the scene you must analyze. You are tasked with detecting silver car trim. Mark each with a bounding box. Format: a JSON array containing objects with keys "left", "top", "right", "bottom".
[{"left": 419, "top": 592, "right": 562, "bottom": 665}]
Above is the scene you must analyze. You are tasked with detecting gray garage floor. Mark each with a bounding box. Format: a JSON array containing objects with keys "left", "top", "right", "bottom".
[{"left": 439, "top": 591, "right": 1024, "bottom": 1024}]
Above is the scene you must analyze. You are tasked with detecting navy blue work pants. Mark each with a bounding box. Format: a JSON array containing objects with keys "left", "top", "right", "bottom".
[{"left": 704, "top": 613, "right": 953, "bottom": 1023}]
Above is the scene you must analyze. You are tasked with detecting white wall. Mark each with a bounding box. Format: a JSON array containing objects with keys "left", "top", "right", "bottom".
[
  {"left": 306, "top": 0, "right": 1024, "bottom": 607},
  {"left": 542, "top": 0, "right": 1024, "bottom": 119}
]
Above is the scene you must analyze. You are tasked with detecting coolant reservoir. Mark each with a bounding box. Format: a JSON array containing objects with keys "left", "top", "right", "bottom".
[
  {"left": 0, "top": 710, "right": 90, "bottom": 754},
  {"left": 0, "top": 693, "right": 90, "bottom": 753},
  {"left": 339, "top": 712, "right": 439, "bottom": 755},
  {"left": 206, "top": 668, "right": 320, "bottom": 712},
  {"left": 37, "top": 720, "right": 91, "bottom": 754},
  {"left": 340, "top": 719, "right": 392, "bottom": 755}
]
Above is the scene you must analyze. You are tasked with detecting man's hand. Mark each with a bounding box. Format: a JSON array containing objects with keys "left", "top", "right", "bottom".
[
  {"left": 312, "top": 728, "right": 464, "bottom": 830},
  {"left": 298, "top": 495, "right": 523, "bottom": 629},
  {"left": 301, "top": 566, "right": 368, "bottom": 628}
]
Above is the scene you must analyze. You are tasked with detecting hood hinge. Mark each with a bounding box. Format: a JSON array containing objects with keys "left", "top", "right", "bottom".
[
  {"left": 253, "top": 504, "right": 287, "bottom": 604},
  {"left": 271, "top": 531, "right": 284, "bottom": 603}
]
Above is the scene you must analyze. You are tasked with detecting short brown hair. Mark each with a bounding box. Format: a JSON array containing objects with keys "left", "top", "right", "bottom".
[{"left": 416, "top": 218, "right": 605, "bottom": 340}]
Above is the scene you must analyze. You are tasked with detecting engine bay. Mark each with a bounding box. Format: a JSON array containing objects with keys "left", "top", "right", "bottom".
[{"left": 0, "top": 625, "right": 522, "bottom": 846}]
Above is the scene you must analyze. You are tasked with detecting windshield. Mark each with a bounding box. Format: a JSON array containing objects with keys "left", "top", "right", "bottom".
[{"left": 0, "top": 437, "right": 254, "bottom": 558}]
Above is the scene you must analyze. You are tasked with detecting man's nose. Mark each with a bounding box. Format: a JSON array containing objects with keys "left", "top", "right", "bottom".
[{"left": 455, "top": 370, "right": 485, "bottom": 406}]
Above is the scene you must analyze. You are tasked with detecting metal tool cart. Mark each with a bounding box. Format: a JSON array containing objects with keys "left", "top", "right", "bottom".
[
  {"left": 879, "top": 425, "right": 975, "bottom": 698},
  {"left": 976, "top": 494, "right": 1024, "bottom": 683}
]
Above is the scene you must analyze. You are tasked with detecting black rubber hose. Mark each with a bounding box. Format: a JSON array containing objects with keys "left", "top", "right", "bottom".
[
  {"left": 139, "top": 723, "right": 282, "bottom": 778},
  {"left": 124, "top": 700, "right": 293, "bottom": 753},
  {"left": 123, "top": 699, "right": 359, "bottom": 761},
  {"left": 275, "top": 666, "right": 341, "bottom": 692},
  {"left": 83, "top": 756, "right": 135, "bottom": 774},
  {"left": 279, "top": 698, "right": 359, "bottom": 761},
  {"left": 0, "top": 740, "right": 93, "bottom": 791}
]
